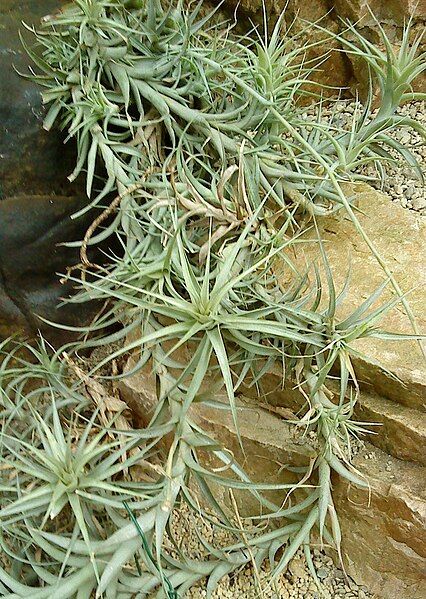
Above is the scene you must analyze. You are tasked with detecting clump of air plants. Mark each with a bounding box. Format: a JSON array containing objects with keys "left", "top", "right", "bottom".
[{"left": 0, "top": 0, "right": 424, "bottom": 597}]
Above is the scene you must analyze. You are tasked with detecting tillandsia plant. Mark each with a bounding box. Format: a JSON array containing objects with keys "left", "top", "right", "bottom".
[
  {"left": 0, "top": 0, "right": 424, "bottom": 597},
  {"left": 19, "top": 0, "right": 425, "bottom": 323}
]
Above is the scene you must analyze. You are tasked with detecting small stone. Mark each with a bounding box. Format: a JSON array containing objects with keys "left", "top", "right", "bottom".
[
  {"left": 288, "top": 557, "right": 306, "bottom": 580},
  {"left": 333, "top": 569, "right": 346, "bottom": 580},
  {"left": 317, "top": 567, "right": 328, "bottom": 579},
  {"left": 404, "top": 185, "right": 414, "bottom": 199},
  {"left": 398, "top": 131, "right": 411, "bottom": 145},
  {"left": 412, "top": 196, "right": 426, "bottom": 211}
]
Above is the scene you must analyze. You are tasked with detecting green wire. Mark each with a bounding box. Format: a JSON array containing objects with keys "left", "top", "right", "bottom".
[{"left": 123, "top": 501, "right": 180, "bottom": 599}]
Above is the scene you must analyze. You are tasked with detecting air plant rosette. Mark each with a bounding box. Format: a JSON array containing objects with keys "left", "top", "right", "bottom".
[{"left": 0, "top": 0, "right": 424, "bottom": 597}]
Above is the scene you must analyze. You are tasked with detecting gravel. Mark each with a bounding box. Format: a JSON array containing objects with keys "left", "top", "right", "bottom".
[
  {"left": 185, "top": 546, "right": 373, "bottom": 599},
  {"left": 303, "top": 100, "right": 426, "bottom": 214},
  {"left": 156, "top": 504, "right": 375, "bottom": 599}
]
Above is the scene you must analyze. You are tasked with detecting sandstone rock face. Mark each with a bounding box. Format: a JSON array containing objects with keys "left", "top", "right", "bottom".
[
  {"left": 223, "top": 0, "right": 426, "bottom": 95},
  {"left": 354, "top": 390, "right": 426, "bottom": 465},
  {"left": 118, "top": 359, "right": 162, "bottom": 429},
  {"left": 334, "top": 0, "right": 426, "bottom": 23},
  {"left": 118, "top": 366, "right": 426, "bottom": 599},
  {"left": 196, "top": 401, "right": 426, "bottom": 599},
  {"left": 277, "top": 184, "right": 426, "bottom": 410},
  {"left": 241, "top": 368, "right": 426, "bottom": 466},
  {"left": 335, "top": 448, "right": 426, "bottom": 599}
]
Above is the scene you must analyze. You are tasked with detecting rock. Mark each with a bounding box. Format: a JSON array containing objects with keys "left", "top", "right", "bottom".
[
  {"left": 288, "top": 557, "right": 307, "bottom": 580},
  {"left": 0, "top": 0, "right": 82, "bottom": 198},
  {"left": 0, "top": 195, "right": 108, "bottom": 342},
  {"left": 334, "top": 0, "right": 426, "bottom": 24},
  {"left": 354, "top": 390, "right": 426, "bottom": 465},
  {"left": 193, "top": 398, "right": 426, "bottom": 599},
  {"left": 117, "top": 360, "right": 425, "bottom": 598},
  {"left": 239, "top": 370, "right": 426, "bottom": 466},
  {"left": 275, "top": 184, "right": 426, "bottom": 411},
  {"left": 118, "top": 358, "right": 163, "bottom": 429},
  {"left": 223, "top": 0, "right": 426, "bottom": 96},
  {"left": 411, "top": 196, "right": 426, "bottom": 211},
  {"left": 335, "top": 446, "right": 426, "bottom": 599}
]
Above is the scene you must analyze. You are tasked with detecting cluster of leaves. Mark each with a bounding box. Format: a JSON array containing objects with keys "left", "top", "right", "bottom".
[{"left": 0, "top": 0, "right": 424, "bottom": 597}]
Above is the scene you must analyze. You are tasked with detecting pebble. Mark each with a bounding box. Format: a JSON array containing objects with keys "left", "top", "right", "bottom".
[
  {"left": 412, "top": 196, "right": 426, "bottom": 210},
  {"left": 305, "top": 99, "right": 426, "bottom": 214},
  {"left": 288, "top": 557, "right": 306, "bottom": 580},
  {"left": 151, "top": 505, "right": 374, "bottom": 598}
]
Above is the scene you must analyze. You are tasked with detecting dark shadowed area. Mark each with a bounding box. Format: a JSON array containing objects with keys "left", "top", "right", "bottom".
[{"left": 0, "top": 1, "right": 110, "bottom": 341}]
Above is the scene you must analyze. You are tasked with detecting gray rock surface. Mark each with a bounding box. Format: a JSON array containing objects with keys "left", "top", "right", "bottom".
[
  {"left": 0, "top": 2, "right": 112, "bottom": 341},
  {"left": 0, "top": 195, "right": 102, "bottom": 341},
  {"left": 0, "top": 0, "right": 80, "bottom": 198}
]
